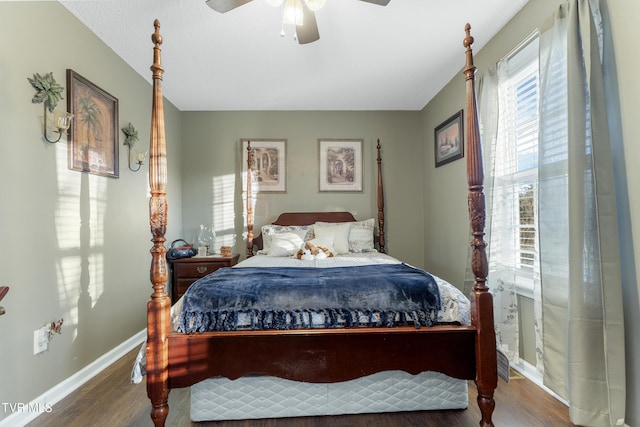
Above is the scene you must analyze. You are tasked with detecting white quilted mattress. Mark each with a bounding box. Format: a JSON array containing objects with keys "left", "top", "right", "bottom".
[{"left": 190, "top": 370, "right": 468, "bottom": 421}]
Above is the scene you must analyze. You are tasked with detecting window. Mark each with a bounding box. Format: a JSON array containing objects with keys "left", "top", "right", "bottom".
[{"left": 492, "top": 35, "right": 539, "bottom": 297}]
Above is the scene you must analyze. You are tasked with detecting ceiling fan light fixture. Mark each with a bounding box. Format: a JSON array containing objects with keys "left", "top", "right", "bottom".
[
  {"left": 303, "top": 0, "right": 326, "bottom": 11},
  {"left": 211, "top": 0, "right": 385, "bottom": 44},
  {"left": 282, "top": 0, "right": 303, "bottom": 26}
]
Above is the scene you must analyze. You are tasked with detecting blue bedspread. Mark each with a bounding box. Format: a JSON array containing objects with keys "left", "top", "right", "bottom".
[{"left": 178, "top": 263, "right": 441, "bottom": 333}]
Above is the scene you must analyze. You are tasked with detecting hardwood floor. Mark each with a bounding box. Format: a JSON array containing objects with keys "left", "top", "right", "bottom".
[{"left": 27, "top": 347, "right": 575, "bottom": 427}]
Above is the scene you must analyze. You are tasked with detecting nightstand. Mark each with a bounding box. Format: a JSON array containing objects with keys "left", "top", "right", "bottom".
[{"left": 169, "top": 254, "right": 239, "bottom": 303}]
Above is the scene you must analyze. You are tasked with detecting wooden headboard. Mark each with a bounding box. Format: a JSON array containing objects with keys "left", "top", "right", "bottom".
[{"left": 251, "top": 211, "right": 358, "bottom": 251}]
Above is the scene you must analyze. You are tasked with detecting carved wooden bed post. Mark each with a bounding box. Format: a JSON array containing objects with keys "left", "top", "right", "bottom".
[
  {"left": 146, "top": 20, "right": 171, "bottom": 427},
  {"left": 376, "top": 139, "right": 386, "bottom": 254},
  {"left": 464, "top": 23, "right": 498, "bottom": 427},
  {"left": 246, "top": 140, "right": 254, "bottom": 257}
]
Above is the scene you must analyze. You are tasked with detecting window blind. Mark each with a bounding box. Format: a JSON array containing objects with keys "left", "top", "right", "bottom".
[{"left": 493, "top": 36, "right": 540, "bottom": 285}]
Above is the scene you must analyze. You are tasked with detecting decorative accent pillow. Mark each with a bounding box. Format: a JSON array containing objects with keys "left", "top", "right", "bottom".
[
  {"left": 258, "top": 224, "right": 313, "bottom": 255},
  {"left": 268, "top": 232, "right": 305, "bottom": 257},
  {"left": 315, "top": 218, "right": 376, "bottom": 253},
  {"left": 347, "top": 218, "right": 376, "bottom": 253},
  {"left": 313, "top": 222, "right": 351, "bottom": 254}
]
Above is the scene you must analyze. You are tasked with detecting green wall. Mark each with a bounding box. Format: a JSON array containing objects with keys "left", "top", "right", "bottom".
[
  {"left": 0, "top": 3, "right": 183, "bottom": 422},
  {"left": 179, "top": 111, "right": 425, "bottom": 267}
]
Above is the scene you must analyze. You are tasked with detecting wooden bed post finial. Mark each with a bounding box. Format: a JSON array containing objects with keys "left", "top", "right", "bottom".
[
  {"left": 147, "top": 19, "right": 170, "bottom": 427},
  {"left": 376, "top": 139, "right": 386, "bottom": 254},
  {"left": 151, "top": 20, "right": 164, "bottom": 80},
  {"left": 464, "top": 23, "right": 475, "bottom": 75},
  {"left": 246, "top": 140, "right": 254, "bottom": 257}
]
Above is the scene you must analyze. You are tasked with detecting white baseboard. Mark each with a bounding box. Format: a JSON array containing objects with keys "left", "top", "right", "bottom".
[
  {"left": 0, "top": 330, "right": 146, "bottom": 427},
  {"left": 510, "top": 359, "right": 568, "bottom": 406}
]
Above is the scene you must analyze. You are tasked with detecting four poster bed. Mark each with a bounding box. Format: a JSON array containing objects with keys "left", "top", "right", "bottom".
[{"left": 144, "top": 20, "right": 497, "bottom": 427}]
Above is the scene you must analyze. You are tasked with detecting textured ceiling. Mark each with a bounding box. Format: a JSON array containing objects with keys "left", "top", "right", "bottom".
[{"left": 61, "top": 0, "right": 529, "bottom": 111}]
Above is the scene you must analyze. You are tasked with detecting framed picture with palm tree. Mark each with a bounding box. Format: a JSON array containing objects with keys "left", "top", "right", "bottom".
[{"left": 67, "top": 69, "right": 119, "bottom": 178}]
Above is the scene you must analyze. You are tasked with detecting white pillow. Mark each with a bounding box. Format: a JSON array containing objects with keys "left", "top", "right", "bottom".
[
  {"left": 267, "top": 232, "right": 305, "bottom": 257},
  {"left": 316, "top": 219, "right": 376, "bottom": 253},
  {"left": 308, "top": 234, "right": 336, "bottom": 254},
  {"left": 259, "top": 224, "right": 312, "bottom": 254},
  {"left": 346, "top": 218, "right": 376, "bottom": 253},
  {"left": 313, "top": 222, "right": 350, "bottom": 254}
]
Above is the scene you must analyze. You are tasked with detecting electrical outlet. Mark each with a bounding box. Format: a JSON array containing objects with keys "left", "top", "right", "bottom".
[
  {"left": 33, "top": 330, "right": 42, "bottom": 354},
  {"left": 33, "top": 327, "right": 48, "bottom": 355}
]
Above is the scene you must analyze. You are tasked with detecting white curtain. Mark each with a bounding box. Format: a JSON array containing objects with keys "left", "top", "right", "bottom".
[
  {"left": 539, "top": 1, "right": 625, "bottom": 425},
  {"left": 478, "top": 64, "right": 526, "bottom": 366},
  {"left": 480, "top": 0, "right": 626, "bottom": 425},
  {"left": 479, "top": 35, "right": 545, "bottom": 371}
]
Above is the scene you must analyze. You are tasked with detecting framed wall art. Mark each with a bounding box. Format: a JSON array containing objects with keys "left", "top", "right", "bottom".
[
  {"left": 434, "top": 109, "right": 464, "bottom": 167},
  {"left": 318, "top": 139, "right": 363, "bottom": 192},
  {"left": 67, "top": 69, "right": 119, "bottom": 178},
  {"left": 242, "top": 139, "right": 287, "bottom": 193}
]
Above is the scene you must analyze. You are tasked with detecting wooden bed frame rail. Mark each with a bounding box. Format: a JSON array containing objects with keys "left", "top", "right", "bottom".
[
  {"left": 145, "top": 20, "right": 497, "bottom": 427},
  {"left": 167, "top": 325, "right": 477, "bottom": 388}
]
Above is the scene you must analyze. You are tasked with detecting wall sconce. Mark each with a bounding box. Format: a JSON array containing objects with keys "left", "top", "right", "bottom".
[
  {"left": 44, "top": 109, "right": 73, "bottom": 143},
  {"left": 128, "top": 148, "right": 148, "bottom": 172},
  {"left": 28, "top": 72, "right": 73, "bottom": 143},
  {"left": 122, "top": 122, "right": 148, "bottom": 172}
]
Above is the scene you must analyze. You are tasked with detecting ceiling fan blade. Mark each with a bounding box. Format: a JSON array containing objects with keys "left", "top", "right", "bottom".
[
  {"left": 205, "top": 0, "right": 253, "bottom": 13},
  {"left": 296, "top": 3, "right": 320, "bottom": 44},
  {"left": 359, "top": 0, "right": 390, "bottom": 5}
]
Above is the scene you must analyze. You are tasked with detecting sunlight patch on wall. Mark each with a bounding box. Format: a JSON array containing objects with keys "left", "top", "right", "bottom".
[
  {"left": 54, "top": 146, "right": 107, "bottom": 330},
  {"left": 212, "top": 173, "right": 237, "bottom": 251},
  {"left": 55, "top": 255, "right": 80, "bottom": 340}
]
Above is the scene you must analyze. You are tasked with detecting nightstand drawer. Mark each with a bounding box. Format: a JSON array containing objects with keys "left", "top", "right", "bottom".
[
  {"left": 169, "top": 254, "right": 239, "bottom": 303},
  {"left": 173, "top": 261, "right": 227, "bottom": 278}
]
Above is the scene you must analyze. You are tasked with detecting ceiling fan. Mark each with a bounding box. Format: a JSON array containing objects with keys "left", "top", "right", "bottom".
[{"left": 205, "top": 0, "right": 390, "bottom": 44}]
